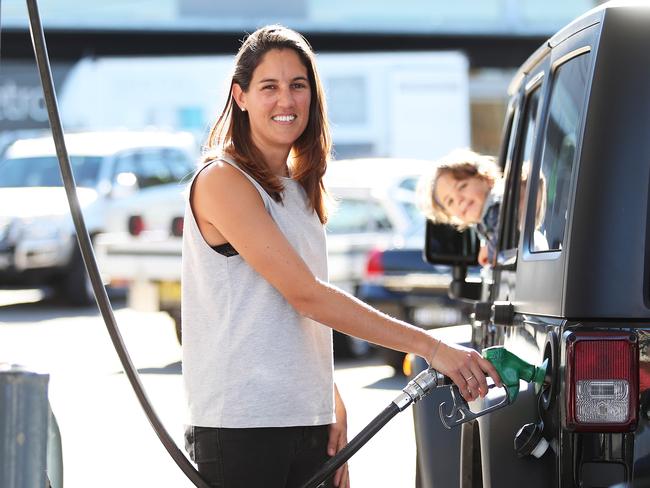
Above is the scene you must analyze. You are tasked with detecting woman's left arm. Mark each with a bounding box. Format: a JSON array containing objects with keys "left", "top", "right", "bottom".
[{"left": 328, "top": 384, "right": 350, "bottom": 488}]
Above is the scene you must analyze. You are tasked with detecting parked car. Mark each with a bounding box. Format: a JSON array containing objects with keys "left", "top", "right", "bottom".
[
  {"left": 0, "top": 130, "right": 197, "bottom": 304},
  {"left": 94, "top": 184, "right": 187, "bottom": 341},
  {"left": 356, "top": 230, "right": 477, "bottom": 371},
  {"left": 324, "top": 158, "right": 432, "bottom": 357},
  {"left": 409, "top": 3, "right": 650, "bottom": 487}
]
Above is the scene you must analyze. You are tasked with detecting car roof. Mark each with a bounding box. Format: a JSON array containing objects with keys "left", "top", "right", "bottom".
[
  {"left": 507, "top": 1, "right": 650, "bottom": 95},
  {"left": 4, "top": 130, "right": 197, "bottom": 158},
  {"left": 325, "top": 157, "right": 431, "bottom": 191}
]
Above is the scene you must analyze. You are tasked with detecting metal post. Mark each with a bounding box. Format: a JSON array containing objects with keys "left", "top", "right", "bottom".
[
  {"left": 47, "top": 406, "right": 64, "bottom": 488},
  {"left": 0, "top": 364, "right": 50, "bottom": 488}
]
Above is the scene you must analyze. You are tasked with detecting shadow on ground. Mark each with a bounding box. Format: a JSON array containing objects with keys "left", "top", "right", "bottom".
[
  {"left": 131, "top": 361, "right": 182, "bottom": 375},
  {"left": 0, "top": 286, "right": 127, "bottom": 323}
]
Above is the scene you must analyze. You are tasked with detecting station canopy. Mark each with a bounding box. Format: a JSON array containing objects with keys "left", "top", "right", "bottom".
[{"left": 3, "top": 0, "right": 595, "bottom": 36}]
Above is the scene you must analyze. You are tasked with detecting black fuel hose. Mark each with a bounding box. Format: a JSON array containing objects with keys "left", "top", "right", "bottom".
[
  {"left": 301, "top": 368, "right": 439, "bottom": 488},
  {"left": 24, "top": 1, "right": 211, "bottom": 486},
  {"left": 301, "top": 403, "right": 400, "bottom": 488}
]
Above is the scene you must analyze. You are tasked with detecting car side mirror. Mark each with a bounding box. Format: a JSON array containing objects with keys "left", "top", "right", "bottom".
[
  {"left": 423, "top": 220, "right": 481, "bottom": 301},
  {"left": 424, "top": 220, "right": 479, "bottom": 266}
]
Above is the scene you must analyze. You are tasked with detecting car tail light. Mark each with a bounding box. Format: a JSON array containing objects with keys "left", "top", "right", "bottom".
[
  {"left": 365, "top": 249, "right": 384, "bottom": 278},
  {"left": 565, "top": 331, "right": 638, "bottom": 432},
  {"left": 171, "top": 216, "right": 184, "bottom": 237},
  {"left": 128, "top": 215, "right": 145, "bottom": 236}
]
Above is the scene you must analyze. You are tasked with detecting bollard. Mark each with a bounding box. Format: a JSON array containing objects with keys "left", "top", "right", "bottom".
[
  {"left": 47, "top": 406, "right": 64, "bottom": 488},
  {"left": 0, "top": 364, "right": 50, "bottom": 488}
]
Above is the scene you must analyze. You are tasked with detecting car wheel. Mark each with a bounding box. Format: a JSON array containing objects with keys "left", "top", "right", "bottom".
[
  {"left": 333, "top": 332, "right": 371, "bottom": 359},
  {"left": 378, "top": 347, "right": 406, "bottom": 375},
  {"left": 168, "top": 308, "right": 182, "bottom": 345},
  {"left": 59, "top": 246, "right": 95, "bottom": 306}
]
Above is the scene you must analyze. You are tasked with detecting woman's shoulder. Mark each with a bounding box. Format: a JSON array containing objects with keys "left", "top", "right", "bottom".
[
  {"left": 195, "top": 159, "right": 251, "bottom": 191},
  {"left": 191, "top": 161, "right": 269, "bottom": 226}
]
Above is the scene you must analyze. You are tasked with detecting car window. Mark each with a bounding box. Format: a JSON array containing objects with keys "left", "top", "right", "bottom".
[
  {"left": 113, "top": 153, "right": 139, "bottom": 179},
  {"left": 137, "top": 151, "right": 178, "bottom": 188},
  {"left": 398, "top": 176, "right": 418, "bottom": 192},
  {"left": 163, "top": 148, "right": 196, "bottom": 182},
  {"left": 327, "top": 198, "right": 393, "bottom": 234},
  {"left": 113, "top": 150, "right": 180, "bottom": 189},
  {"left": 513, "top": 87, "right": 542, "bottom": 246},
  {"left": 498, "top": 82, "right": 542, "bottom": 254},
  {"left": 531, "top": 52, "right": 591, "bottom": 252},
  {"left": 400, "top": 200, "right": 421, "bottom": 225},
  {"left": 0, "top": 156, "right": 102, "bottom": 188}
]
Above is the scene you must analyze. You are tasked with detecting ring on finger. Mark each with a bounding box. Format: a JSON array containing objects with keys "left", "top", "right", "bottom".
[{"left": 465, "top": 375, "right": 474, "bottom": 382}]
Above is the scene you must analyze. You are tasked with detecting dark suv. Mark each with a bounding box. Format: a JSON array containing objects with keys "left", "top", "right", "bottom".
[{"left": 411, "top": 3, "right": 650, "bottom": 487}]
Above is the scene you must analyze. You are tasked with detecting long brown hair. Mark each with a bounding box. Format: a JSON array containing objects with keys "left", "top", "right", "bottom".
[{"left": 204, "top": 25, "right": 331, "bottom": 224}]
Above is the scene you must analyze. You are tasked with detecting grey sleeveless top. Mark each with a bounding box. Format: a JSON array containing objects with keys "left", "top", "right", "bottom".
[{"left": 181, "top": 155, "right": 334, "bottom": 428}]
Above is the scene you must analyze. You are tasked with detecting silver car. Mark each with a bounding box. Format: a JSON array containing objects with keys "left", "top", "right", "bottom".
[
  {"left": 325, "top": 158, "right": 430, "bottom": 357},
  {"left": 0, "top": 130, "right": 197, "bottom": 304}
]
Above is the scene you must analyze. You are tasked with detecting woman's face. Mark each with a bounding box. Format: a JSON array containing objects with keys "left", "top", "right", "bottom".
[
  {"left": 434, "top": 172, "right": 491, "bottom": 224},
  {"left": 234, "top": 48, "right": 311, "bottom": 156}
]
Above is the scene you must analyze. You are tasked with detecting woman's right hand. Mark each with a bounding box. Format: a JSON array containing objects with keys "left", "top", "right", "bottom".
[{"left": 427, "top": 337, "right": 502, "bottom": 402}]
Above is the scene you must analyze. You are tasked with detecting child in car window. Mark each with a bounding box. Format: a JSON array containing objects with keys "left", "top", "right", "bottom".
[{"left": 417, "top": 149, "right": 503, "bottom": 266}]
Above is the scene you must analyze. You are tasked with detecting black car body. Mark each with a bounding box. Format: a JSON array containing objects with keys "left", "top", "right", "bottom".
[{"left": 413, "top": 3, "right": 650, "bottom": 487}]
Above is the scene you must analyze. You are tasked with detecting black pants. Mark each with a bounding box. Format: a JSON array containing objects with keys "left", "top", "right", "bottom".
[{"left": 185, "top": 425, "right": 333, "bottom": 488}]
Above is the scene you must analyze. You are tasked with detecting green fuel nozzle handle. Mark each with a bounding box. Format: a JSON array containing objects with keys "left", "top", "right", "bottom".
[
  {"left": 439, "top": 346, "right": 549, "bottom": 429},
  {"left": 482, "top": 346, "right": 547, "bottom": 403}
]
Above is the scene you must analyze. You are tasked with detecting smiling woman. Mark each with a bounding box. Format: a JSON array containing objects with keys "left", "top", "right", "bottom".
[
  {"left": 231, "top": 49, "right": 312, "bottom": 168},
  {"left": 182, "top": 25, "right": 501, "bottom": 488},
  {"left": 202, "top": 25, "right": 330, "bottom": 217}
]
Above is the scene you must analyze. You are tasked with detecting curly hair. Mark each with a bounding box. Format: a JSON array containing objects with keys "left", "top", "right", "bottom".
[{"left": 416, "top": 149, "right": 501, "bottom": 229}]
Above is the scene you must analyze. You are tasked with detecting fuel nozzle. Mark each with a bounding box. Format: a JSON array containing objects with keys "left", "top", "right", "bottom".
[
  {"left": 482, "top": 346, "right": 548, "bottom": 403},
  {"left": 439, "top": 346, "right": 548, "bottom": 429}
]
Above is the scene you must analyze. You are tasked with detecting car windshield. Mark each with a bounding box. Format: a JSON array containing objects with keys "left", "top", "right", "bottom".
[
  {"left": 327, "top": 198, "right": 394, "bottom": 234},
  {"left": 398, "top": 176, "right": 418, "bottom": 192},
  {"left": 0, "top": 156, "right": 102, "bottom": 188}
]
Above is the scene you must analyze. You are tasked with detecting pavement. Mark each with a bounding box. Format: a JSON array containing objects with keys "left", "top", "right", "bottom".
[{"left": 0, "top": 289, "right": 442, "bottom": 487}]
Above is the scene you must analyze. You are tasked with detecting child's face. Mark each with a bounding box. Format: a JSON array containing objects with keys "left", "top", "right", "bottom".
[{"left": 434, "top": 172, "right": 491, "bottom": 224}]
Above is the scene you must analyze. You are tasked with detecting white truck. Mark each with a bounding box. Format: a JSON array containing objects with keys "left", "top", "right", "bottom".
[
  {"left": 89, "top": 51, "right": 470, "bottom": 348},
  {"left": 59, "top": 51, "right": 469, "bottom": 160}
]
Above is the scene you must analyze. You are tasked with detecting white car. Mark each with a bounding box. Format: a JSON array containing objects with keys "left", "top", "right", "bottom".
[
  {"left": 325, "top": 158, "right": 429, "bottom": 292},
  {"left": 324, "top": 158, "right": 431, "bottom": 356},
  {"left": 0, "top": 130, "right": 197, "bottom": 304}
]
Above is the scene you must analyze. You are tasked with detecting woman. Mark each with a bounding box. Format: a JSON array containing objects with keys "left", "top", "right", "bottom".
[{"left": 182, "top": 25, "right": 501, "bottom": 488}]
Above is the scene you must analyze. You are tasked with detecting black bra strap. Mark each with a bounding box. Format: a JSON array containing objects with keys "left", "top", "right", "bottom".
[{"left": 211, "top": 242, "right": 239, "bottom": 257}]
